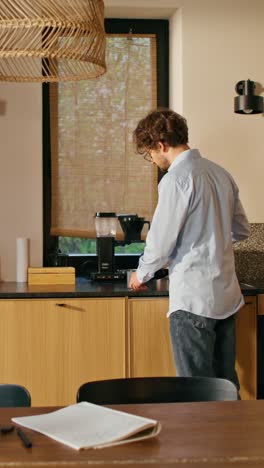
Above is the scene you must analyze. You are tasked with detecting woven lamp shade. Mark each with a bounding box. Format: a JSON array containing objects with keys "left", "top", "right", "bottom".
[{"left": 0, "top": 0, "right": 106, "bottom": 82}]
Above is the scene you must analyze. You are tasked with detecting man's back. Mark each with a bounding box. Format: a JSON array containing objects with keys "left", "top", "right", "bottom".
[{"left": 165, "top": 149, "right": 249, "bottom": 318}]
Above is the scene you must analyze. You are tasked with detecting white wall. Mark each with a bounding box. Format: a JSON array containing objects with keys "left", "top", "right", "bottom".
[
  {"left": 0, "top": 0, "right": 264, "bottom": 280},
  {"left": 178, "top": 0, "right": 264, "bottom": 223},
  {"left": 0, "top": 83, "right": 42, "bottom": 281}
]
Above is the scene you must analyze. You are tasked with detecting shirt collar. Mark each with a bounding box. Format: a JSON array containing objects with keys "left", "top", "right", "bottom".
[{"left": 168, "top": 148, "right": 201, "bottom": 172}]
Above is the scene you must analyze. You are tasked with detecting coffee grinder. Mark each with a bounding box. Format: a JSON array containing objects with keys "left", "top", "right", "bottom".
[{"left": 91, "top": 212, "right": 150, "bottom": 281}]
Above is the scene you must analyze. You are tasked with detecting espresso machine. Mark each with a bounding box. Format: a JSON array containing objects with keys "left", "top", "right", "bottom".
[{"left": 91, "top": 212, "right": 150, "bottom": 281}]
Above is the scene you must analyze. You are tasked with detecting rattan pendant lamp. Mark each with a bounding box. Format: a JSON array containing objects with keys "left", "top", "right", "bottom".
[{"left": 0, "top": 0, "right": 106, "bottom": 82}]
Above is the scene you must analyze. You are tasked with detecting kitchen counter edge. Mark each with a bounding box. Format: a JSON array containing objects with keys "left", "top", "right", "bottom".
[{"left": 0, "top": 279, "right": 259, "bottom": 299}]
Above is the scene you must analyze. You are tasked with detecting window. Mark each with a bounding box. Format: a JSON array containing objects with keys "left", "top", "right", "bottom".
[{"left": 43, "top": 19, "right": 169, "bottom": 276}]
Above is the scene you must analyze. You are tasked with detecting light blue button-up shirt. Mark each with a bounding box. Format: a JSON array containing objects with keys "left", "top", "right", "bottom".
[{"left": 136, "top": 149, "right": 250, "bottom": 319}]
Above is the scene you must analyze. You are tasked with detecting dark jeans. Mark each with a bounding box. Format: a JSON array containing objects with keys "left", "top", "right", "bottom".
[{"left": 169, "top": 310, "right": 240, "bottom": 392}]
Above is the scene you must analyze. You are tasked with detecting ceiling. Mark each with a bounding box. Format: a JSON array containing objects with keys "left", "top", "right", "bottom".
[{"left": 104, "top": 5, "right": 176, "bottom": 19}]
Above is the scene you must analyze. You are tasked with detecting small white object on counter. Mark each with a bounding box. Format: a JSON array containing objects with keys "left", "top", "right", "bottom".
[{"left": 16, "top": 237, "right": 29, "bottom": 282}]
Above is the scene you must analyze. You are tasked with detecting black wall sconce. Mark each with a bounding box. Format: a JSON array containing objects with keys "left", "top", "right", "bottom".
[{"left": 234, "top": 79, "right": 263, "bottom": 114}]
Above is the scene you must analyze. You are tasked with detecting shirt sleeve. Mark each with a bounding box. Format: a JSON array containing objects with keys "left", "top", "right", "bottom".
[
  {"left": 136, "top": 173, "right": 192, "bottom": 284},
  {"left": 231, "top": 184, "right": 250, "bottom": 242}
]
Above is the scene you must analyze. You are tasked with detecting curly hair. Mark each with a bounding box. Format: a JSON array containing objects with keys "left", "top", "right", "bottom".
[{"left": 133, "top": 108, "right": 189, "bottom": 155}]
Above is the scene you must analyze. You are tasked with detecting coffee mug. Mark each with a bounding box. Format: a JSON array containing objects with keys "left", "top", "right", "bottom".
[{"left": 127, "top": 269, "right": 136, "bottom": 288}]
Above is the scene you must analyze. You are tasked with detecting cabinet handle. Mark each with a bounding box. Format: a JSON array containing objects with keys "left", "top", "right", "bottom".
[
  {"left": 245, "top": 301, "right": 253, "bottom": 305},
  {"left": 55, "top": 303, "right": 84, "bottom": 312}
]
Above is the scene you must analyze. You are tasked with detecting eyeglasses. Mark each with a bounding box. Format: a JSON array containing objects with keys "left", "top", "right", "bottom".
[{"left": 143, "top": 151, "right": 153, "bottom": 162}]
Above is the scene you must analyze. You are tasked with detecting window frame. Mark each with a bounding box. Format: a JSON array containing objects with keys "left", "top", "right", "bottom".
[{"left": 43, "top": 18, "right": 169, "bottom": 276}]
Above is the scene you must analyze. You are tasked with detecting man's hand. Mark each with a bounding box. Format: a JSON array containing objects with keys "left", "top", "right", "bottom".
[{"left": 129, "top": 271, "right": 147, "bottom": 290}]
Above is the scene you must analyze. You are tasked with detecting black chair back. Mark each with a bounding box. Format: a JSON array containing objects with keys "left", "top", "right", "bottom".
[
  {"left": 77, "top": 376, "right": 238, "bottom": 404},
  {"left": 0, "top": 384, "right": 31, "bottom": 407}
]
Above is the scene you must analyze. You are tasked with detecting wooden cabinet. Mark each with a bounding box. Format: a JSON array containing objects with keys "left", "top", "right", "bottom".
[
  {"left": 0, "top": 298, "right": 126, "bottom": 406},
  {"left": 128, "top": 296, "right": 257, "bottom": 400},
  {"left": 128, "top": 298, "right": 175, "bottom": 377},
  {"left": 0, "top": 294, "right": 257, "bottom": 405},
  {"left": 257, "top": 295, "right": 264, "bottom": 316}
]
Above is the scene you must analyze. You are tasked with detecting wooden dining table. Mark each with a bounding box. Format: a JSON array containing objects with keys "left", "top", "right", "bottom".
[{"left": 0, "top": 400, "right": 264, "bottom": 467}]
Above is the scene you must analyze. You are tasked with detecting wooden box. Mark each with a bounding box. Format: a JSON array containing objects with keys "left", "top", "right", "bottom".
[{"left": 28, "top": 267, "right": 75, "bottom": 285}]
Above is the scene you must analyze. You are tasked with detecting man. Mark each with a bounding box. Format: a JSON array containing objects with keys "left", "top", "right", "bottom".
[{"left": 129, "top": 109, "right": 250, "bottom": 391}]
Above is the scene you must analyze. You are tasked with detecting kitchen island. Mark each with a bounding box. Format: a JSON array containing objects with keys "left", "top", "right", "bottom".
[{"left": 0, "top": 278, "right": 259, "bottom": 405}]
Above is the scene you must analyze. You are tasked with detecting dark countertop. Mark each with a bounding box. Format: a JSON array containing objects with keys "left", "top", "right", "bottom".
[{"left": 0, "top": 277, "right": 259, "bottom": 299}]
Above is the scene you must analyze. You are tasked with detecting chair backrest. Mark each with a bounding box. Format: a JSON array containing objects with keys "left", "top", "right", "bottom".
[
  {"left": 77, "top": 376, "right": 238, "bottom": 404},
  {"left": 0, "top": 384, "right": 31, "bottom": 407}
]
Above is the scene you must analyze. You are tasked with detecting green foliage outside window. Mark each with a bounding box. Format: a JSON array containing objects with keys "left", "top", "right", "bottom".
[
  {"left": 59, "top": 237, "right": 96, "bottom": 254},
  {"left": 59, "top": 237, "right": 145, "bottom": 255}
]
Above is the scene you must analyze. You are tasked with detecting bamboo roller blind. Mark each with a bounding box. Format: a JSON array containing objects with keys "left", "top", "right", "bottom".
[{"left": 50, "top": 34, "right": 158, "bottom": 240}]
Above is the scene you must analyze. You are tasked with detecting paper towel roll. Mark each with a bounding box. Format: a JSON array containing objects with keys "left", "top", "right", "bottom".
[{"left": 16, "top": 237, "right": 29, "bottom": 282}]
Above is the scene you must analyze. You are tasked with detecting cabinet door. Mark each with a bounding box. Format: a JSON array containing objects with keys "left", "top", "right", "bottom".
[
  {"left": 0, "top": 298, "right": 126, "bottom": 406},
  {"left": 235, "top": 296, "right": 257, "bottom": 400},
  {"left": 129, "top": 296, "right": 257, "bottom": 400},
  {"left": 128, "top": 298, "right": 176, "bottom": 377}
]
